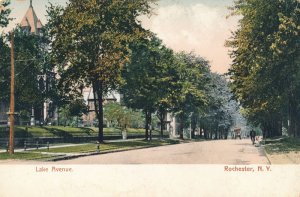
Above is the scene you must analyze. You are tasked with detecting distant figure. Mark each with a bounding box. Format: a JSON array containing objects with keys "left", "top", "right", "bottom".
[
  {"left": 250, "top": 130, "right": 256, "bottom": 145},
  {"left": 234, "top": 128, "right": 241, "bottom": 139}
]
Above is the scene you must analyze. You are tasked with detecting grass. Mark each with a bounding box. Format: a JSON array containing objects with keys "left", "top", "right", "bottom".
[
  {"left": 0, "top": 139, "right": 179, "bottom": 161},
  {"left": 0, "top": 126, "right": 174, "bottom": 161},
  {"left": 264, "top": 137, "right": 300, "bottom": 154},
  {"left": 0, "top": 152, "right": 59, "bottom": 160},
  {"left": 30, "top": 139, "right": 180, "bottom": 154},
  {"left": 0, "top": 126, "right": 157, "bottom": 138}
]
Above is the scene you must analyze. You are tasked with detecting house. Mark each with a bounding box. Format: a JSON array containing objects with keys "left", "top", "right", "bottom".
[
  {"left": 166, "top": 113, "right": 179, "bottom": 137},
  {"left": 80, "top": 87, "right": 180, "bottom": 137},
  {"left": 81, "top": 88, "right": 122, "bottom": 126}
]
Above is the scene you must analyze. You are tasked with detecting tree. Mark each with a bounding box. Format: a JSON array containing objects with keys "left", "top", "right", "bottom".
[
  {"left": 59, "top": 98, "right": 88, "bottom": 127},
  {"left": 0, "top": 0, "right": 11, "bottom": 105},
  {"left": 121, "top": 36, "right": 177, "bottom": 140},
  {"left": 0, "top": 0, "right": 11, "bottom": 29},
  {"left": 104, "top": 102, "right": 143, "bottom": 131},
  {"left": 172, "top": 52, "right": 209, "bottom": 139},
  {"left": 203, "top": 73, "right": 237, "bottom": 139},
  {"left": 0, "top": 35, "right": 10, "bottom": 103},
  {"left": 3, "top": 26, "right": 54, "bottom": 124},
  {"left": 48, "top": 0, "right": 155, "bottom": 142},
  {"left": 227, "top": 0, "right": 300, "bottom": 138}
]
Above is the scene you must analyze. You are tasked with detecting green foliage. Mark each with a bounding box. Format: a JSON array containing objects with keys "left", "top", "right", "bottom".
[
  {"left": 265, "top": 137, "right": 300, "bottom": 154},
  {"left": 227, "top": 0, "right": 300, "bottom": 137},
  {"left": 11, "top": 27, "right": 49, "bottom": 111},
  {"left": 0, "top": 152, "right": 55, "bottom": 160},
  {"left": 0, "top": 0, "right": 11, "bottom": 29},
  {"left": 30, "top": 139, "right": 180, "bottom": 154},
  {"left": 173, "top": 52, "right": 210, "bottom": 112},
  {"left": 47, "top": 0, "right": 156, "bottom": 141},
  {"left": 121, "top": 36, "right": 178, "bottom": 138},
  {"left": 122, "top": 36, "right": 175, "bottom": 112},
  {"left": 47, "top": 0, "right": 155, "bottom": 93},
  {"left": 204, "top": 74, "right": 237, "bottom": 136},
  {"left": 0, "top": 35, "right": 10, "bottom": 102},
  {"left": 0, "top": 25, "right": 58, "bottom": 123},
  {"left": 172, "top": 52, "right": 210, "bottom": 138},
  {"left": 104, "top": 102, "right": 144, "bottom": 130},
  {"left": 0, "top": 126, "right": 148, "bottom": 138},
  {"left": 59, "top": 98, "right": 88, "bottom": 126}
]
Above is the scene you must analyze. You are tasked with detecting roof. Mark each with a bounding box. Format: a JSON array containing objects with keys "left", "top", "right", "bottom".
[
  {"left": 20, "top": 2, "right": 43, "bottom": 34},
  {"left": 84, "top": 88, "right": 121, "bottom": 103}
]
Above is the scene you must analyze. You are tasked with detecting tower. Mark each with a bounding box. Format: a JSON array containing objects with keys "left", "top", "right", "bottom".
[
  {"left": 20, "top": 0, "right": 43, "bottom": 35},
  {"left": 19, "top": 0, "right": 53, "bottom": 126}
]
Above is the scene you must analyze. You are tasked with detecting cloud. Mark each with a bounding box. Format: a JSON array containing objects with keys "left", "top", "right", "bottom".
[{"left": 141, "top": 3, "right": 238, "bottom": 74}]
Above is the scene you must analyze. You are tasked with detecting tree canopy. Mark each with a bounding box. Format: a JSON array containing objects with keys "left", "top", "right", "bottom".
[
  {"left": 227, "top": 0, "right": 300, "bottom": 137},
  {"left": 0, "top": 0, "right": 11, "bottom": 29},
  {"left": 47, "top": 0, "right": 156, "bottom": 141},
  {"left": 121, "top": 36, "right": 178, "bottom": 139}
]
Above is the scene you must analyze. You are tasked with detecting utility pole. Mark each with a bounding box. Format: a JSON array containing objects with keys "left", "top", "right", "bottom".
[{"left": 9, "top": 32, "right": 15, "bottom": 154}]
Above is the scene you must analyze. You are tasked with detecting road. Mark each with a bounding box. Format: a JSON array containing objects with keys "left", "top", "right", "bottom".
[{"left": 55, "top": 139, "right": 269, "bottom": 164}]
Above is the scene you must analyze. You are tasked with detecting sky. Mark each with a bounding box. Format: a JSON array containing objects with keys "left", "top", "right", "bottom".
[{"left": 6, "top": 0, "right": 238, "bottom": 74}]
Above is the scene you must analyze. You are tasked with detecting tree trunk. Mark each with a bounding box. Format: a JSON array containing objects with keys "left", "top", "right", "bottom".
[
  {"left": 144, "top": 111, "right": 150, "bottom": 140},
  {"left": 76, "top": 116, "right": 78, "bottom": 127},
  {"left": 93, "top": 80, "right": 104, "bottom": 142},
  {"left": 220, "top": 128, "right": 223, "bottom": 139},
  {"left": 289, "top": 97, "right": 297, "bottom": 137},
  {"left": 159, "top": 111, "right": 165, "bottom": 139},
  {"left": 97, "top": 90, "right": 104, "bottom": 142},
  {"left": 149, "top": 113, "right": 152, "bottom": 141},
  {"left": 191, "top": 115, "right": 196, "bottom": 139},
  {"left": 202, "top": 122, "right": 207, "bottom": 139},
  {"left": 178, "top": 114, "right": 184, "bottom": 139},
  {"left": 57, "top": 107, "right": 60, "bottom": 126}
]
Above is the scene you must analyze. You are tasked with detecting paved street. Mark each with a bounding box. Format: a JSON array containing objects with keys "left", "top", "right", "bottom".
[{"left": 54, "top": 139, "right": 269, "bottom": 164}]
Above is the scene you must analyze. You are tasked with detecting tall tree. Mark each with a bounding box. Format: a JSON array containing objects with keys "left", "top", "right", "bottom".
[
  {"left": 48, "top": 0, "right": 155, "bottom": 142},
  {"left": 172, "top": 52, "right": 209, "bottom": 139},
  {"left": 203, "top": 73, "right": 237, "bottom": 139},
  {"left": 2, "top": 27, "right": 53, "bottom": 123},
  {"left": 227, "top": 0, "right": 300, "bottom": 137},
  {"left": 0, "top": 35, "right": 10, "bottom": 103},
  {"left": 121, "top": 36, "right": 176, "bottom": 140},
  {"left": 0, "top": 0, "right": 11, "bottom": 101},
  {"left": 59, "top": 98, "right": 88, "bottom": 126}
]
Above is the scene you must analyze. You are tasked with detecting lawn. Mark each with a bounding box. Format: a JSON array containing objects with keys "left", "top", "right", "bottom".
[
  {"left": 0, "top": 152, "right": 60, "bottom": 160},
  {"left": 0, "top": 126, "right": 156, "bottom": 138},
  {"left": 30, "top": 139, "right": 179, "bottom": 154},
  {"left": 264, "top": 137, "right": 300, "bottom": 154},
  {"left": 0, "top": 139, "right": 179, "bottom": 161}
]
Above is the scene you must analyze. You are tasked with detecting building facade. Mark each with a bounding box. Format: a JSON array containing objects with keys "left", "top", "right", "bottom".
[
  {"left": 20, "top": 1, "right": 55, "bottom": 125},
  {"left": 82, "top": 88, "right": 122, "bottom": 127}
]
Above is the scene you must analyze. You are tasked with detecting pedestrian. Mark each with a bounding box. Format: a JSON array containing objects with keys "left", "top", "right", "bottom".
[{"left": 250, "top": 129, "right": 256, "bottom": 145}]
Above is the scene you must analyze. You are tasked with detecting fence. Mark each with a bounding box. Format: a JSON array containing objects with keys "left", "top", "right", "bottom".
[{"left": 23, "top": 140, "right": 50, "bottom": 151}]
